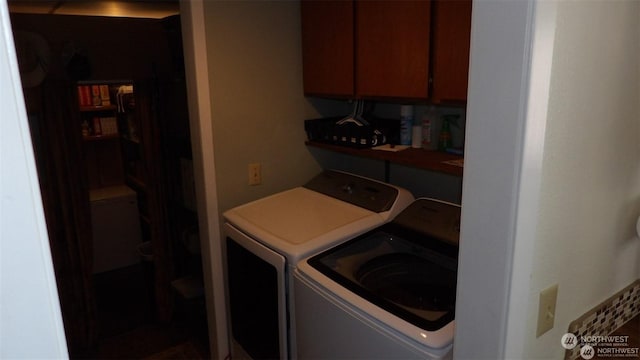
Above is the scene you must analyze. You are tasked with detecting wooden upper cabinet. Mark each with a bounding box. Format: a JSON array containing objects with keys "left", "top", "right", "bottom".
[
  {"left": 300, "top": 0, "right": 470, "bottom": 102},
  {"left": 301, "top": 1, "right": 354, "bottom": 97},
  {"left": 430, "top": 0, "right": 472, "bottom": 103},
  {"left": 355, "top": 1, "right": 431, "bottom": 100}
]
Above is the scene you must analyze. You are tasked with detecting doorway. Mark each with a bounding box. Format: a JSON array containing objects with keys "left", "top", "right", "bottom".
[{"left": 9, "top": 7, "right": 209, "bottom": 358}]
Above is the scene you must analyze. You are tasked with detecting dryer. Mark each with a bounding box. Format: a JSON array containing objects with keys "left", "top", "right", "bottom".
[
  {"left": 294, "top": 198, "right": 460, "bottom": 359},
  {"left": 222, "top": 170, "right": 413, "bottom": 359}
]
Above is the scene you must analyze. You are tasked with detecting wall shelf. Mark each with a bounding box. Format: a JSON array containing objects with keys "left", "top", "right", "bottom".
[
  {"left": 79, "top": 105, "right": 117, "bottom": 112},
  {"left": 122, "top": 135, "right": 141, "bottom": 144},
  {"left": 83, "top": 134, "right": 119, "bottom": 142},
  {"left": 126, "top": 174, "right": 146, "bottom": 192},
  {"left": 305, "top": 140, "right": 464, "bottom": 177}
]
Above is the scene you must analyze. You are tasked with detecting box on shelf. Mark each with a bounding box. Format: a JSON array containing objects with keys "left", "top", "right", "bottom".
[
  {"left": 92, "top": 117, "right": 102, "bottom": 136},
  {"left": 77, "top": 83, "right": 113, "bottom": 107},
  {"left": 100, "top": 117, "right": 118, "bottom": 136},
  {"left": 91, "top": 85, "right": 102, "bottom": 106},
  {"left": 304, "top": 116, "right": 399, "bottom": 148},
  {"left": 78, "top": 85, "right": 92, "bottom": 107},
  {"left": 99, "top": 85, "right": 111, "bottom": 106}
]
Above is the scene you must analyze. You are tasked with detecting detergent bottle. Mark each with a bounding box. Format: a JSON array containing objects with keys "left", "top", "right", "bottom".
[
  {"left": 438, "top": 115, "right": 459, "bottom": 151},
  {"left": 421, "top": 106, "right": 437, "bottom": 150}
]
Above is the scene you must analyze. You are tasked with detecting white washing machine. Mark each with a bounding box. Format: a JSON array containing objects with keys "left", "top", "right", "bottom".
[
  {"left": 222, "top": 170, "right": 414, "bottom": 359},
  {"left": 294, "top": 198, "right": 461, "bottom": 359}
]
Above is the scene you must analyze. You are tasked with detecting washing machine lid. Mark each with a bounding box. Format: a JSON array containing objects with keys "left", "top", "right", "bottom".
[
  {"left": 297, "top": 198, "right": 461, "bottom": 349},
  {"left": 308, "top": 228, "right": 458, "bottom": 331},
  {"left": 224, "top": 187, "right": 384, "bottom": 263}
]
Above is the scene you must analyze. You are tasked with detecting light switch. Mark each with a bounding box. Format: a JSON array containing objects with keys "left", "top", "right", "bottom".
[{"left": 536, "top": 284, "right": 559, "bottom": 337}]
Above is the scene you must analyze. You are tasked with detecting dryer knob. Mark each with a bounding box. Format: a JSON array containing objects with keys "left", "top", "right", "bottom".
[{"left": 342, "top": 183, "right": 355, "bottom": 194}]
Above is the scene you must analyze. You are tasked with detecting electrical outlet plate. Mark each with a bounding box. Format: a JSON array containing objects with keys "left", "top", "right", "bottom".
[
  {"left": 536, "top": 284, "right": 559, "bottom": 337},
  {"left": 248, "top": 163, "right": 261, "bottom": 185}
]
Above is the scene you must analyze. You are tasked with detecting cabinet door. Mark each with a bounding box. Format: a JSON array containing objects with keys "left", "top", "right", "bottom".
[
  {"left": 356, "top": 1, "right": 431, "bottom": 100},
  {"left": 430, "top": 0, "right": 472, "bottom": 103},
  {"left": 301, "top": 0, "right": 354, "bottom": 97}
]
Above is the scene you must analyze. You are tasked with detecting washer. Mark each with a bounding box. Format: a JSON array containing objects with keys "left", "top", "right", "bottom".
[
  {"left": 294, "top": 198, "right": 460, "bottom": 359},
  {"left": 222, "top": 170, "right": 414, "bottom": 359}
]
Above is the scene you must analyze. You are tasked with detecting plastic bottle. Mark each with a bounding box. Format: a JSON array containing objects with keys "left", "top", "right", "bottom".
[
  {"left": 421, "top": 106, "right": 437, "bottom": 150},
  {"left": 81, "top": 120, "right": 90, "bottom": 137},
  {"left": 411, "top": 124, "right": 422, "bottom": 148},
  {"left": 438, "top": 115, "right": 453, "bottom": 151},
  {"left": 399, "top": 105, "right": 414, "bottom": 146}
]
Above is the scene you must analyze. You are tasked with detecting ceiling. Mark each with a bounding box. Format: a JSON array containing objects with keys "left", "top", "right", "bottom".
[{"left": 7, "top": 0, "right": 180, "bottom": 19}]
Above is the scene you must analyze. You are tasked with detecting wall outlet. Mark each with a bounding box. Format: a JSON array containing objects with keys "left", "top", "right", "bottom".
[
  {"left": 248, "top": 163, "right": 261, "bottom": 185},
  {"left": 536, "top": 284, "right": 559, "bottom": 337}
]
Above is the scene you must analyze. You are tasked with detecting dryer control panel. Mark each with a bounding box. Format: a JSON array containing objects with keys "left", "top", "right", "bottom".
[
  {"left": 392, "top": 198, "right": 461, "bottom": 246},
  {"left": 304, "top": 170, "right": 399, "bottom": 212}
]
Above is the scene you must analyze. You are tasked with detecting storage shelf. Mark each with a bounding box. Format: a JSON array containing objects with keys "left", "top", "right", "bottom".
[
  {"left": 122, "top": 135, "right": 141, "bottom": 144},
  {"left": 305, "top": 141, "right": 464, "bottom": 177},
  {"left": 79, "top": 104, "right": 117, "bottom": 112},
  {"left": 83, "top": 133, "right": 119, "bottom": 141},
  {"left": 140, "top": 214, "right": 151, "bottom": 225},
  {"left": 126, "top": 174, "right": 146, "bottom": 192}
]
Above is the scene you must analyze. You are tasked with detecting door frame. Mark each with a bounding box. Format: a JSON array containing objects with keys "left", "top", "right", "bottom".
[{"left": 178, "top": 1, "right": 227, "bottom": 358}]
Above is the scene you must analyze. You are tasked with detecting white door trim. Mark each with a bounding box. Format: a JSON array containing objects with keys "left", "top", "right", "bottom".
[
  {"left": 179, "top": 1, "right": 227, "bottom": 358},
  {"left": 455, "top": 0, "right": 547, "bottom": 358},
  {"left": 0, "top": 0, "right": 68, "bottom": 357}
]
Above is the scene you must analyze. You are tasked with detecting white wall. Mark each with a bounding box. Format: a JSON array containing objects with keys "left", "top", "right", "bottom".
[
  {"left": 522, "top": 1, "right": 640, "bottom": 358},
  {"left": 456, "top": 2, "right": 640, "bottom": 358},
  {"left": 0, "top": 0, "right": 68, "bottom": 357},
  {"left": 202, "top": 0, "right": 327, "bottom": 213}
]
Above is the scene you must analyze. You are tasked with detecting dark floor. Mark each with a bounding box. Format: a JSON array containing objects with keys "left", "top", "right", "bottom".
[{"left": 91, "top": 264, "right": 210, "bottom": 359}]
